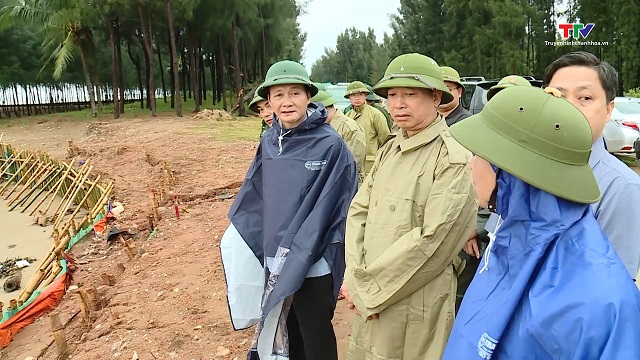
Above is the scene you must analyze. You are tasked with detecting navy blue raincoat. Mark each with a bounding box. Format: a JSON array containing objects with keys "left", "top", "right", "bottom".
[
  {"left": 228, "top": 102, "right": 358, "bottom": 322},
  {"left": 443, "top": 171, "right": 640, "bottom": 360}
]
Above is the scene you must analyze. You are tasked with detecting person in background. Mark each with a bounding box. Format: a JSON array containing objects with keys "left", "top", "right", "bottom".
[
  {"left": 443, "top": 85, "right": 640, "bottom": 360},
  {"left": 545, "top": 51, "right": 640, "bottom": 280},
  {"left": 344, "top": 80, "right": 391, "bottom": 175},
  {"left": 248, "top": 88, "right": 273, "bottom": 139},
  {"left": 342, "top": 53, "right": 477, "bottom": 360},
  {"left": 344, "top": 84, "right": 394, "bottom": 131},
  {"left": 311, "top": 90, "right": 366, "bottom": 181},
  {"left": 229, "top": 60, "right": 358, "bottom": 360},
  {"left": 438, "top": 66, "right": 471, "bottom": 126}
]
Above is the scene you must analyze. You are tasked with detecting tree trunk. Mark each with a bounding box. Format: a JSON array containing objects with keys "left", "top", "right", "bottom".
[
  {"left": 115, "top": 19, "right": 125, "bottom": 114},
  {"left": 209, "top": 54, "right": 216, "bottom": 105},
  {"left": 218, "top": 37, "right": 227, "bottom": 111},
  {"left": 138, "top": 4, "right": 157, "bottom": 116},
  {"left": 87, "top": 29, "right": 103, "bottom": 111},
  {"left": 200, "top": 44, "right": 206, "bottom": 102},
  {"left": 260, "top": 7, "right": 268, "bottom": 77},
  {"left": 138, "top": 33, "right": 151, "bottom": 109},
  {"left": 77, "top": 42, "right": 97, "bottom": 117},
  {"left": 165, "top": 0, "right": 182, "bottom": 116},
  {"left": 230, "top": 14, "right": 245, "bottom": 116},
  {"left": 108, "top": 20, "right": 120, "bottom": 119},
  {"left": 157, "top": 45, "right": 167, "bottom": 103},
  {"left": 167, "top": 29, "right": 175, "bottom": 109},
  {"left": 187, "top": 22, "right": 200, "bottom": 112},
  {"left": 182, "top": 44, "right": 191, "bottom": 100},
  {"left": 127, "top": 38, "right": 145, "bottom": 109}
]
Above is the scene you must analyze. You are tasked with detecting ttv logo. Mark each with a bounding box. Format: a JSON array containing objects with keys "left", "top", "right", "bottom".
[{"left": 558, "top": 23, "right": 595, "bottom": 39}]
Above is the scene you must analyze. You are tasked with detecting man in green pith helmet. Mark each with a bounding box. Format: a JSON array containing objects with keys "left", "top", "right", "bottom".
[
  {"left": 486, "top": 75, "right": 532, "bottom": 100},
  {"left": 227, "top": 60, "right": 358, "bottom": 360},
  {"left": 311, "top": 90, "right": 366, "bottom": 179},
  {"left": 341, "top": 53, "right": 477, "bottom": 360},
  {"left": 438, "top": 66, "right": 472, "bottom": 126},
  {"left": 344, "top": 80, "right": 391, "bottom": 175},
  {"left": 344, "top": 84, "right": 394, "bottom": 131},
  {"left": 455, "top": 74, "right": 533, "bottom": 312},
  {"left": 248, "top": 87, "right": 274, "bottom": 139}
]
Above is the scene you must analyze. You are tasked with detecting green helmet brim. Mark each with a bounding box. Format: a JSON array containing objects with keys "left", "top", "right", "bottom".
[
  {"left": 487, "top": 84, "right": 516, "bottom": 100},
  {"left": 449, "top": 113, "right": 600, "bottom": 204},
  {"left": 344, "top": 87, "right": 370, "bottom": 99},
  {"left": 373, "top": 74, "right": 454, "bottom": 104},
  {"left": 258, "top": 75, "right": 318, "bottom": 98},
  {"left": 248, "top": 92, "right": 266, "bottom": 113}
]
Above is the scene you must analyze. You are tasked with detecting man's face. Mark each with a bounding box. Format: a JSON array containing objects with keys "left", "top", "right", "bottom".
[
  {"left": 268, "top": 84, "right": 310, "bottom": 129},
  {"left": 387, "top": 87, "right": 441, "bottom": 137},
  {"left": 256, "top": 100, "right": 273, "bottom": 127},
  {"left": 349, "top": 92, "right": 366, "bottom": 107},
  {"left": 438, "top": 81, "right": 461, "bottom": 112},
  {"left": 325, "top": 105, "right": 336, "bottom": 123},
  {"left": 547, "top": 66, "right": 614, "bottom": 142}
]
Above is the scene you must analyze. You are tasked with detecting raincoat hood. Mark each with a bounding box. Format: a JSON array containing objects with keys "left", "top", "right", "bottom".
[{"left": 443, "top": 171, "right": 640, "bottom": 359}]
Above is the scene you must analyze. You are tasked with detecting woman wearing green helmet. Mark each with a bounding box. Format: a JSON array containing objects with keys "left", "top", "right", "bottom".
[{"left": 342, "top": 53, "right": 478, "bottom": 359}]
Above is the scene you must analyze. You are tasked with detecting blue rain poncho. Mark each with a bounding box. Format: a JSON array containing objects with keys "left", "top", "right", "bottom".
[
  {"left": 224, "top": 102, "right": 358, "bottom": 359},
  {"left": 443, "top": 171, "right": 640, "bottom": 360}
]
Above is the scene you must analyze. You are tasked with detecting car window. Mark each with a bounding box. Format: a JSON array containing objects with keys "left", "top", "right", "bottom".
[
  {"left": 470, "top": 86, "right": 488, "bottom": 114},
  {"left": 462, "top": 84, "right": 476, "bottom": 110},
  {"left": 614, "top": 99, "right": 640, "bottom": 114}
]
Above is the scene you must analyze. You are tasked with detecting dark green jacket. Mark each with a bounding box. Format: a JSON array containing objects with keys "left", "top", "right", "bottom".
[{"left": 259, "top": 120, "right": 270, "bottom": 139}]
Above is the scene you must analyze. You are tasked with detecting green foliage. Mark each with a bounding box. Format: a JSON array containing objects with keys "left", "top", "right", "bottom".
[{"left": 624, "top": 88, "right": 640, "bottom": 98}]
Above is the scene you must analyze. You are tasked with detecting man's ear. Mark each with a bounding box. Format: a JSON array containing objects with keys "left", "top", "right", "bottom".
[
  {"left": 605, "top": 99, "right": 614, "bottom": 121},
  {"left": 433, "top": 90, "right": 443, "bottom": 107}
]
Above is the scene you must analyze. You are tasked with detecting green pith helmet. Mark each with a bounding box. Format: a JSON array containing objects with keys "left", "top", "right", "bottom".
[
  {"left": 257, "top": 60, "right": 318, "bottom": 98},
  {"left": 365, "top": 84, "right": 378, "bottom": 101},
  {"left": 440, "top": 66, "right": 465, "bottom": 93},
  {"left": 314, "top": 82, "right": 327, "bottom": 91},
  {"left": 373, "top": 53, "right": 453, "bottom": 104},
  {"left": 311, "top": 90, "right": 337, "bottom": 108},
  {"left": 248, "top": 87, "right": 267, "bottom": 113},
  {"left": 487, "top": 75, "right": 532, "bottom": 100},
  {"left": 343, "top": 81, "right": 370, "bottom": 98},
  {"left": 449, "top": 86, "right": 600, "bottom": 204}
]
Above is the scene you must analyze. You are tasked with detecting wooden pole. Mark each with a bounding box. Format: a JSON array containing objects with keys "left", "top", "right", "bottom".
[
  {"left": 58, "top": 174, "right": 101, "bottom": 231},
  {"left": 30, "top": 158, "right": 75, "bottom": 216},
  {"left": 3, "top": 160, "right": 42, "bottom": 199},
  {"left": 0, "top": 152, "right": 31, "bottom": 193},
  {"left": 47, "top": 158, "right": 90, "bottom": 219},
  {"left": 7, "top": 164, "right": 54, "bottom": 207},
  {"left": 0, "top": 149, "right": 25, "bottom": 180},
  {"left": 53, "top": 164, "right": 93, "bottom": 230},
  {"left": 20, "top": 167, "right": 64, "bottom": 213},
  {"left": 49, "top": 312, "right": 68, "bottom": 357}
]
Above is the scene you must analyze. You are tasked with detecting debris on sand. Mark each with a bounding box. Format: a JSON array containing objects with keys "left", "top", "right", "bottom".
[
  {"left": 190, "top": 109, "right": 232, "bottom": 121},
  {"left": 0, "top": 257, "right": 37, "bottom": 279}
]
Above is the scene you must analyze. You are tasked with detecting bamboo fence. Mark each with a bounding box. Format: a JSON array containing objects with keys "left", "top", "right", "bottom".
[{"left": 0, "top": 142, "right": 112, "bottom": 308}]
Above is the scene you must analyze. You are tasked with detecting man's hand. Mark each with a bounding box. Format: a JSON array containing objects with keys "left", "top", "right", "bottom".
[{"left": 464, "top": 238, "right": 481, "bottom": 259}]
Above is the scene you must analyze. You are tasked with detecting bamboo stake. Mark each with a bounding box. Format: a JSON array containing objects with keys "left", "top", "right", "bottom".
[
  {"left": 59, "top": 174, "right": 101, "bottom": 230},
  {"left": 90, "top": 181, "right": 114, "bottom": 220},
  {"left": 53, "top": 165, "right": 93, "bottom": 230},
  {"left": 3, "top": 160, "right": 42, "bottom": 199},
  {"left": 45, "top": 158, "right": 88, "bottom": 218},
  {"left": 0, "top": 152, "right": 31, "bottom": 193},
  {"left": 30, "top": 159, "right": 74, "bottom": 216},
  {"left": 50, "top": 161, "right": 90, "bottom": 219},
  {"left": 0, "top": 149, "right": 24, "bottom": 180},
  {"left": 49, "top": 312, "right": 68, "bottom": 357},
  {"left": 20, "top": 167, "right": 64, "bottom": 213},
  {"left": 7, "top": 164, "right": 54, "bottom": 207},
  {"left": 12, "top": 165, "right": 61, "bottom": 209}
]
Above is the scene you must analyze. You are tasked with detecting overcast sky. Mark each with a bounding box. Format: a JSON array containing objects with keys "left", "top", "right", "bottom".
[{"left": 298, "top": 0, "right": 401, "bottom": 73}]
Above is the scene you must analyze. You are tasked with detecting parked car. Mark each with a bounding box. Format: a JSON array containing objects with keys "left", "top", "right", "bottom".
[
  {"left": 467, "top": 79, "right": 544, "bottom": 114},
  {"left": 612, "top": 97, "right": 640, "bottom": 130},
  {"left": 324, "top": 84, "right": 351, "bottom": 112}
]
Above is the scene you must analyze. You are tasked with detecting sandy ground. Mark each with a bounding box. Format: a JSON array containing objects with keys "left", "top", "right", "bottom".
[
  {"left": 0, "top": 199, "right": 53, "bottom": 306},
  {"left": 0, "top": 113, "right": 637, "bottom": 359}
]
